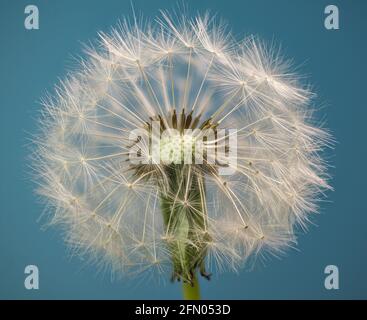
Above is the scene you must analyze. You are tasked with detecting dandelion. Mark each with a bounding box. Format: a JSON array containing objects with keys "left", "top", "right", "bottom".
[{"left": 32, "top": 10, "right": 332, "bottom": 299}]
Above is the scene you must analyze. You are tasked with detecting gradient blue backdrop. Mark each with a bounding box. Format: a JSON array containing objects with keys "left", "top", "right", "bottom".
[{"left": 0, "top": 0, "right": 366, "bottom": 299}]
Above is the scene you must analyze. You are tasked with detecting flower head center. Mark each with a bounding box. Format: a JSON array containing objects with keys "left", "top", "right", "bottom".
[{"left": 160, "top": 133, "right": 196, "bottom": 164}]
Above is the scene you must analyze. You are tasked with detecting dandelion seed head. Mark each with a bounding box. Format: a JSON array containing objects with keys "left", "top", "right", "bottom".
[{"left": 32, "top": 10, "right": 332, "bottom": 283}]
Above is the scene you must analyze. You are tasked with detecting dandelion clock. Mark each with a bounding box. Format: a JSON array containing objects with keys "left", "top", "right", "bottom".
[{"left": 33, "top": 10, "right": 332, "bottom": 299}]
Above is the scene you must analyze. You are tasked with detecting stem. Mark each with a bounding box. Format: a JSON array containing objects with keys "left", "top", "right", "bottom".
[
  {"left": 159, "top": 165, "right": 208, "bottom": 298},
  {"left": 182, "top": 273, "right": 200, "bottom": 300}
]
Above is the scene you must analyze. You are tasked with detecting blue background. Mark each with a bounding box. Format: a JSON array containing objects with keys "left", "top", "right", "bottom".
[{"left": 0, "top": 0, "right": 366, "bottom": 299}]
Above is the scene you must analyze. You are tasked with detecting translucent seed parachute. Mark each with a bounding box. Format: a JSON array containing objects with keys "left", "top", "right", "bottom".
[{"left": 32, "top": 11, "right": 332, "bottom": 283}]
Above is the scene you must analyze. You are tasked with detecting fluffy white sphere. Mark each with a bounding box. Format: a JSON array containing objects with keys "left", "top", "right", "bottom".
[{"left": 33, "top": 11, "right": 332, "bottom": 282}]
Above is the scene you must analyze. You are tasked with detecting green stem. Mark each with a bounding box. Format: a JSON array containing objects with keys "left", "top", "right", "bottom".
[{"left": 182, "top": 273, "right": 200, "bottom": 300}]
